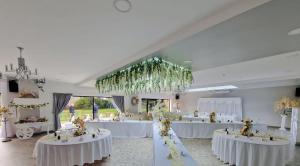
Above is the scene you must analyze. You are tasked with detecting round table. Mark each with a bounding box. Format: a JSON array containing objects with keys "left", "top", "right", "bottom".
[
  {"left": 212, "top": 130, "right": 292, "bottom": 166},
  {"left": 33, "top": 129, "right": 112, "bottom": 166}
]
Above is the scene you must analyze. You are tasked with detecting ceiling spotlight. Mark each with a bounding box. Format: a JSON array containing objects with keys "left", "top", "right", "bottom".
[
  {"left": 114, "top": 0, "right": 132, "bottom": 13},
  {"left": 288, "top": 28, "right": 300, "bottom": 36}
]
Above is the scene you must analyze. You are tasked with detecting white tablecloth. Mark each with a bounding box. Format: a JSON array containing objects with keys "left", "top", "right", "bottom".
[
  {"left": 86, "top": 120, "right": 153, "bottom": 138},
  {"left": 172, "top": 121, "right": 267, "bottom": 138},
  {"left": 197, "top": 98, "right": 243, "bottom": 121},
  {"left": 182, "top": 116, "right": 209, "bottom": 122},
  {"left": 33, "top": 129, "right": 112, "bottom": 166},
  {"left": 86, "top": 120, "right": 267, "bottom": 139},
  {"left": 153, "top": 122, "right": 198, "bottom": 166},
  {"left": 212, "top": 130, "right": 292, "bottom": 166}
]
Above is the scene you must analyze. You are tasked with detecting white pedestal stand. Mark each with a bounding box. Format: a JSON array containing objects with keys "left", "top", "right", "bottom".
[
  {"left": 0, "top": 117, "right": 12, "bottom": 142},
  {"left": 280, "top": 114, "right": 287, "bottom": 131}
]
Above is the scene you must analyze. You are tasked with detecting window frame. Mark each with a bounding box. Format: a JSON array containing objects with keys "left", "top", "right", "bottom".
[
  {"left": 67, "top": 95, "right": 115, "bottom": 120},
  {"left": 141, "top": 98, "right": 171, "bottom": 113}
]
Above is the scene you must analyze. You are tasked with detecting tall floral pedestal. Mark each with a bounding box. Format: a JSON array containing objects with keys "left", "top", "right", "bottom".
[
  {"left": 0, "top": 117, "right": 16, "bottom": 142},
  {"left": 280, "top": 114, "right": 287, "bottom": 131}
]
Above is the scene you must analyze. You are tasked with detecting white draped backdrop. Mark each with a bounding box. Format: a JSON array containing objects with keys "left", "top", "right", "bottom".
[{"left": 197, "top": 98, "right": 243, "bottom": 121}]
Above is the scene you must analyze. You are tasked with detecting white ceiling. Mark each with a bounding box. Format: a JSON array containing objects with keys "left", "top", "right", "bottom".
[
  {"left": 156, "top": 0, "right": 300, "bottom": 89},
  {"left": 160, "top": 0, "right": 300, "bottom": 71},
  {"left": 0, "top": 0, "right": 244, "bottom": 84}
]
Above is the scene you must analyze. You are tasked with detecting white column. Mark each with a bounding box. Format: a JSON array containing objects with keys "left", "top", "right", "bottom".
[
  {"left": 0, "top": 79, "right": 9, "bottom": 107},
  {"left": 291, "top": 108, "right": 299, "bottom": 145}
]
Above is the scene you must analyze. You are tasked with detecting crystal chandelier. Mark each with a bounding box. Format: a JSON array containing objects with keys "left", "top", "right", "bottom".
[{"left": 1, "top": 47, "right": 46, "bottom": 91}]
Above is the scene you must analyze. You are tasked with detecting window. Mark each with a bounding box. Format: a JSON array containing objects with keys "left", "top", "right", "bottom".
[
  {"left": 59, "top": 96, "right": 118, "bottom": 124},
  {"left": 141, "top": 98, "right": 170, "bottom": 113},
  {"left": 94, "top": 97, "right": 118, "bottom": 118}
]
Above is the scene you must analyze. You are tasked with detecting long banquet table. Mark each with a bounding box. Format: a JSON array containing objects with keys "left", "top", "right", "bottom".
[
  {"left": 33, "top": 129, "right": 112, "bottom": 166},
  {"left": 153, "top": 122, "right": 198, "bottom": 166},
  {"left": 172, "top": 121, "right": 267, "bottom": 139},
  {"left": 86, "top": 120, "right": 153, "bottom": 138},
  {"left": 212, "top": 129, "right": 292, "bottom": 166},
  {"left": 86, "top": 120, "right": 267, "bottom": 139}
]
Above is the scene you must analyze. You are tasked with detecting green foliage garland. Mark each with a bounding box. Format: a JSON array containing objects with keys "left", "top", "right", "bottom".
[
  {"left": 95, "top": 57, "right": 193, "bottom": 94},
  {"left": 9, "top": 101, "right": 49, "bottom": 110}
]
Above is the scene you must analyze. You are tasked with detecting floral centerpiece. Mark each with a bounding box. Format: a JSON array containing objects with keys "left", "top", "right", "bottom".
[
  {"left": 209, "top": 112, "right": 216, "bottom": 123},
  {"left": 274, "top": 97, "right": 300, "bottom": 115},
  {"left": 240, "top": 118, "right": 254, "bottom": 137},
  {"left": 0, "top": 106, "right": 12, "bottom": 118},
  {"left": 160, "top": 118, "right": 171, "bottom": 136},
  {"left": 72, "top": 117, "right": 87, "bottom": 137}
]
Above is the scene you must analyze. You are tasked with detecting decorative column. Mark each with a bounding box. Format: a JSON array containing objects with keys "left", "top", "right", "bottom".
[
  {"left": 0, "top": 79, "right": 9, "bottom": 107},
  {"left": 291, "top": 108, "right": 299, "bottom": 145}
]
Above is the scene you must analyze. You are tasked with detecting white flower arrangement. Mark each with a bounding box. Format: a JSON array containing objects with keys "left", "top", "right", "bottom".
[{"left": 274, "top": 97, "right": 300, "bottom": 115}]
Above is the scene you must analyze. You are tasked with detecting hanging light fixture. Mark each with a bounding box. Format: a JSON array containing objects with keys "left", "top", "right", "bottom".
[
  {"left": 2, "top": 47, "right": 46, "bottom": 91},
  {"left": 114, "top": 0, "right": 132, "bottom": 13}
]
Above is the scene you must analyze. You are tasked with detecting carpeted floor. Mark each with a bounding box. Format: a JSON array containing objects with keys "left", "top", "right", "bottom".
[{"left": 0, "top": 135, "right": 300, "bottom": 166}]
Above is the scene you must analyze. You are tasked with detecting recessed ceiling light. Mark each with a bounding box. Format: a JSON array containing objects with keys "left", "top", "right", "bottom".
[
  {"left": 114, "top": 0, "right": 132, "bottom": 13},
  {"left": 186, "top": 85, "right": 238, "bottom": 92},
  {"left": 288, "top": 28, "right": 300, "bottom": 36}
]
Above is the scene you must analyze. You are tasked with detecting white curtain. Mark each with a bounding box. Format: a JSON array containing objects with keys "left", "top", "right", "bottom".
[{"left": 197, "top": 98, "right": 242, "bottom": 121}]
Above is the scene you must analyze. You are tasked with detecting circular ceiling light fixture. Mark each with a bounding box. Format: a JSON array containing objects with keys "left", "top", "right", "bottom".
[
  {"left": 114, "top": 0, "right": 132, "bottom": 13},
  {"left": 288, "top": 28, "right": 300, "bottom": 36}
]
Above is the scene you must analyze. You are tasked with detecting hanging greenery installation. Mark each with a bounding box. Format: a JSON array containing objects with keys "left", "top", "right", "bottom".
[{"left": 95, "top": 57, "right": 193, "bottom": 94}]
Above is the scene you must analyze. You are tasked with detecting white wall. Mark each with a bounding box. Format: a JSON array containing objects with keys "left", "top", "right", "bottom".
[
  {"left": 0, "top": 79, "right": 100, "bottom": 130},
  {"left": 3, "top": 78, "right": 297, "bottom": 129},
  {"left": 179, "top": 86, "right": 298, "bottom": 127}
]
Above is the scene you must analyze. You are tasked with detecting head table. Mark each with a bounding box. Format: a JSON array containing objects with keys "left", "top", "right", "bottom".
[
  {"left": 212, "top": 129, "right": 292, "bottom": 166},
  {"left": 86, "top": 120, "right": 267, "bottom": 139},
  {"left": 33, "top": 129, "right": 112, "bottom": 166},
  {"left": 172, "top": 121, "right": 267, "bottom": 139}
]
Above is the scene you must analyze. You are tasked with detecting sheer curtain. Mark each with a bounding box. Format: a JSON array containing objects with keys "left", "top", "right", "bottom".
[
  {"left": 197, "top": 98, "right": 242, "bottom": 121},
  {"left": 112, "top": 96, "right": 125, "bottom": 113},
  {"left": 53, "top": 93, "right": 72, "bottom": 130}
]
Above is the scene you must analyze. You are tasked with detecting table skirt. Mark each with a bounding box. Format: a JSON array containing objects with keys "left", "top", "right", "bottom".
[
  {"left": 86, "top": 121, "right": 153, "bottom": 138},
  {"left": 34, "top": 134, "right": 112, "bottom": 166},
  {"left": 212, "top": 133, "right": 291, "bottom": 166},
  {"left": 172, "top": 122, "right": 267, "bottom": 138}
]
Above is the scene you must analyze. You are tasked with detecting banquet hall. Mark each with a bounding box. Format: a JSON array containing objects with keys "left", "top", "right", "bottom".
[{"left": 0, "top": 0, "right": 300, "bottom": 166}]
